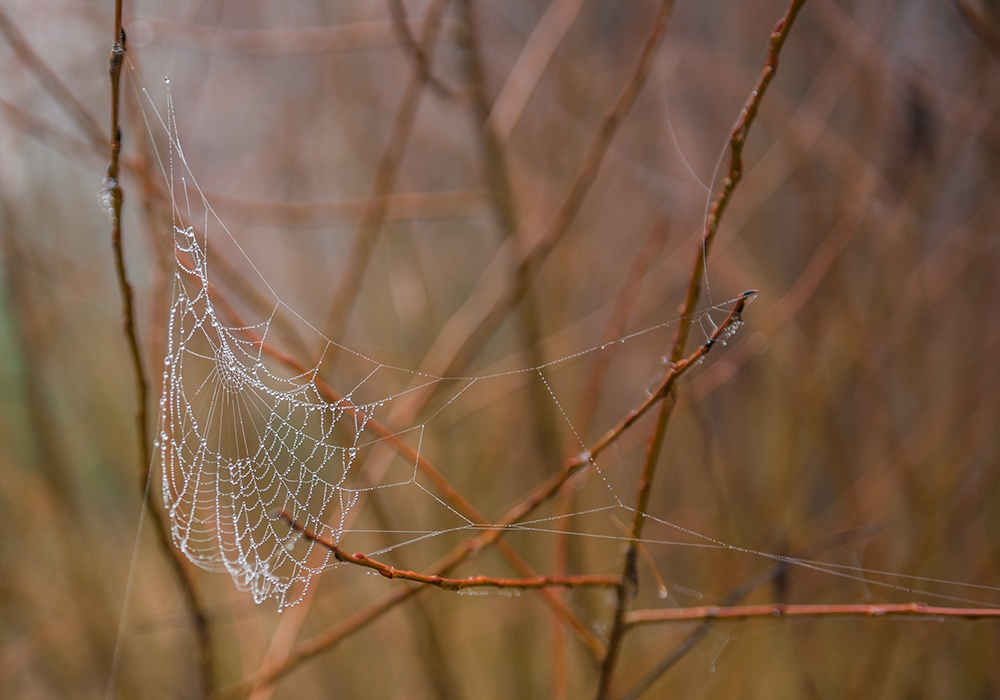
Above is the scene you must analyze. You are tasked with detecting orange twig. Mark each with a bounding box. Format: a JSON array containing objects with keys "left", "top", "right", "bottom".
[
  {"left": 278, "top": 510, "right": 619, "bottom": 591},
  {"left": 209, "top": 283, "right": 754, "bottom": 700},
  {"left": 626, "top": 602, "right": 1000, "bottom": 624},
  {"left": 101, "top": 7, "right": 214, "bottom": 696},
  {"left": 597, "top": 1, "right": 808, "bottom": 696}
]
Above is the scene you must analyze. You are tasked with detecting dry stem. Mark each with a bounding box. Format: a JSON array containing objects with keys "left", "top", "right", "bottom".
[
  {"left": 596, "top": 2, "right": 808, "bottom": 697},
  {"left": 278, "top": 510, "right": 619, "bottom": 591},
  {"left": 626, "top": 602, "right": 1000, "bottom": 624},
  {"left": 102, "top": 7, "right": 214, "bottom": 696}
]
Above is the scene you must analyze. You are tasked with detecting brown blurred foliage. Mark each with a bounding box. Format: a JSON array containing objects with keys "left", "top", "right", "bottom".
[{"left": 1, "top": 0, "right": 999, "bottom": 698}]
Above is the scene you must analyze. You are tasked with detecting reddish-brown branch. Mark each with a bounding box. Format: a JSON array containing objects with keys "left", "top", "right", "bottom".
[
  {"left": 278, "top": 510, "right": 619, "bottom": 590},
  {"left": 672, "top": 0, "right": 808, "bottom": 364},
  {"left": 626, "top": 602, "right": 1000, "bottom": 624},
  {"left": 203, "top": 278, "right": 605, "bottom": 664},
  {"left": 102, "top": 6, "right": 214, "bottom": 696},
  {"left": 211, "top": 287, "right": 752, "bottom": 699},
  {"left": 596, "top": 2, "right": 808, "bottom": 697}
]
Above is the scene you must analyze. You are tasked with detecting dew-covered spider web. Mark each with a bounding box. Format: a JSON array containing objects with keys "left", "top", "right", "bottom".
[
  {"left": 141, "top": 78, "right": 739, "bottom": 610},
  {"left": 137, "top": 75, "right": 1000, "bottom": 616}
]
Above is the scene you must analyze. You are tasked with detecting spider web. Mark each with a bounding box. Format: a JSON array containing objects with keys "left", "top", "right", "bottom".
[
  {"left": 142, "top": 76, "right": 743, "bottom": 610},
  {"left": 141, "top": 75, "right": 1000, "bottom": 616},
  {"left": 160, "top": 222, "right": 357, "bottom": 605}
]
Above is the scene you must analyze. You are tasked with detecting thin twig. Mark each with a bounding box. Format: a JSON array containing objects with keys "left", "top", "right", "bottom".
[
  {"left": 596, "top": 2, "right": 808, "bottom": 696},
  {"left": 278, "top": 510, "right": 619, "bottom": 590},
  {"left": 102, "top": 9, "right": 214, "bottom": 696},
  {"left": 212, "top": 287, "right": 753, "bottom": 699},
  {"left": 625, "top": 602, "right": 1000, "bottom": 624},
  {"left": 619, "top": 523, "right": 888, "bottom": 700},
  {"left": 672, "top": 0, "right": 809, "bottom": 365}
]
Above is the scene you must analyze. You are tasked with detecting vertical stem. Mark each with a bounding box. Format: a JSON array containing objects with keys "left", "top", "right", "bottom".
[
  {"left": 104, "top": 5, "right": 214, "bottom": 696},
  {"left": 595, "top": 2, "right": 809, "bottom": 696}
]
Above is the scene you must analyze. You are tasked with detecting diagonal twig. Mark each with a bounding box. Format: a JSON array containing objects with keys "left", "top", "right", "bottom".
[{"left": 213, "top": 289, "right": 753, "bottom": 699}]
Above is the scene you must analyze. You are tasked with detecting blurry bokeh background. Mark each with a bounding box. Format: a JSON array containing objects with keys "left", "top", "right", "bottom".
[{"left": 1, "top": 0, "right": 999, "bottom": 697}]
